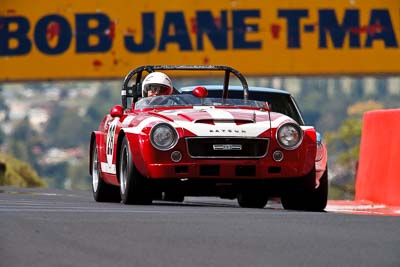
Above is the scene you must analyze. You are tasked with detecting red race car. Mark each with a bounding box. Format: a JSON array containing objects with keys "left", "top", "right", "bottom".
[{"left": 89, "top": 65, "right": 328, "bottom": 210}]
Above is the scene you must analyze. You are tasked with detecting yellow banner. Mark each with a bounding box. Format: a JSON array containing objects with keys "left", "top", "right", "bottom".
[{"left": 0, "top": 0, "right": 399, "bottom": 81}]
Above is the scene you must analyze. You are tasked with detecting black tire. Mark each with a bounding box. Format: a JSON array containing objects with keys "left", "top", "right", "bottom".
[
  {"left": 91, "top": 143, "right": 121, "bottom": 203},
  {"left": 307, "top": 169, "right": 328, "bottom": 211},
  {"left": 281, "top": 168, "right": 328, "bottom": 212},
  {"left": 119, "top": 137, "right": 152, "bottom": 205},
  {"left": 237, "top": 191, "right": 268, "bottom": 209}
]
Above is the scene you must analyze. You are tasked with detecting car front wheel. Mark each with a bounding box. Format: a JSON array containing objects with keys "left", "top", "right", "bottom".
[
  {"left": 281, "top": 168, "right": 328, "bottom": 212},
  {"left": 91, "top": 143, "right": 120, "bottom": 203},
  {"left": 119, "top": 137, "right": 152, "bottom": 205}
]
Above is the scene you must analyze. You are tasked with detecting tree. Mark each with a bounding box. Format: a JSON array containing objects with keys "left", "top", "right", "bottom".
[
  {"left": 0, "top": 128, "right": 5, "bottom": 146},
  {"left": 9, "top": 117, "right": 42, "bottom": 169},
  {"left": 41, "top": 162, "right": 69, "bottom": 189},
  {"left": 85, "top": 83, "right": 120, "bottom": 127},
  {"left": 325, "top": 100, "right": 384, "bottom": 199},
  {"left": 0, "top": 153, "right": 46, "bottom": 187},
  {"left": 45, "top": 106, "right": 90, "bottom": 148}
]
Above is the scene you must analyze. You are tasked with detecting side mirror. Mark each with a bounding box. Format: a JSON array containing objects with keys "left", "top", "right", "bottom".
[
  {"left": 192, "top": 86, "right": 208, "bottom": 98},
  {"left": 110, "top": 105, "right": 124, "bottom": 117}
]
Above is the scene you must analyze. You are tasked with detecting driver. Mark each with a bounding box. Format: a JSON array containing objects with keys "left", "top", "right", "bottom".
[{"left": 142, "top": 72, "right": 173, "bottom": 97}]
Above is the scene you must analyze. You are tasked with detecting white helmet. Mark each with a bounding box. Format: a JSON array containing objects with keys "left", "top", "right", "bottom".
[{"left": 142, "top": 72, "right": 173, "bottom": 97}]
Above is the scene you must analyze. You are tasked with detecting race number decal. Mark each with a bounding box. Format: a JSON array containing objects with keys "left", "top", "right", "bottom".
[{"left": 105, "top": 118, "right": 118, "bottom": 173}]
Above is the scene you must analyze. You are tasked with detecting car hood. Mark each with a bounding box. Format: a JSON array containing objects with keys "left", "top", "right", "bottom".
[{"left": 125, "top": 107, "right": 295, "bottom": 137}]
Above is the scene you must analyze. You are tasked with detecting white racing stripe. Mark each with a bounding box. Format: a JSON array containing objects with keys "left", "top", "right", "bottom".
[
  {"left": 172, "top": 108, "right": 271, "bottom": 137},
  {"left": 206, "top": 108, "right": 235, "bottom": 121},
  {"left": 122, "top": 116, "right": 165, "bottom": 134}
]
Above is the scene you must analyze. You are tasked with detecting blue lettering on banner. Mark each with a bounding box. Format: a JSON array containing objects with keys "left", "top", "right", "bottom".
[
  {"left": 159, "top": 12, "right": 192, "bottom": 51},
  {"left": 124, "top": 12, "right": 155, "bottom": 53},
  {"left": 76, "top": 14, "right": 112, "bottom": 53},
  {"left": 232, "top": 10, "right": 261, "bottom": 49},
  {"left": 365, "top": 9, "right": 398, "bottom": 48},
  {"left": 0, "top": 16, "right": 31, "bottom": 55},
  {"left": 34, "top": 15, "right": 71, "bottom": 54},
  {"left": 278, "top": 9, "right": 309, "bottom": 48},
  {"left": 196, "top": 11, "right": 228, "bottom": 50},
  {"left": 319, "top": 9, "right": 361, "bottom": 48}
]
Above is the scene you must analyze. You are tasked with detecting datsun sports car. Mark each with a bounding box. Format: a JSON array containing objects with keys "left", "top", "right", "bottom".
[{"left": 89, "top": 65, "right": 328, "bottom": 210}]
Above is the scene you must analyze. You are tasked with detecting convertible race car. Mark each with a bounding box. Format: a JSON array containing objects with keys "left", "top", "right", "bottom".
[{"left": 89, "top": 65, "right": 328, "bottom": 210}]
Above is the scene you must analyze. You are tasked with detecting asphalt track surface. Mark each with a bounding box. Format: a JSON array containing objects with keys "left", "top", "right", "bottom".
[{"left": 1, "top": 187, "right": 399, "bottom": 267}]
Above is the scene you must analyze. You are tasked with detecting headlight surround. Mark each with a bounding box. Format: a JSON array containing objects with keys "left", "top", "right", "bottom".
[
  {"left": 150, "top": 123, "right": 178, "bottom": 151},
  {"left": 276, "top": 123, "right": 303, "bottom": 150}
]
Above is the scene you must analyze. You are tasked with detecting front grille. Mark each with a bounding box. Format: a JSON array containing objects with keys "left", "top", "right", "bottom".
[{"left": 186, "top": 137, "right": 269, "bottom": 158}]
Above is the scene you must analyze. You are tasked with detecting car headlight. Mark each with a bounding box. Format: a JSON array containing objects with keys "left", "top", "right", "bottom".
[
  {"left": 150, "top": 123, "right": 178, "bottom": 151},
  {"left": 276, "top": 123, "right": 303, "bottom": 150}
]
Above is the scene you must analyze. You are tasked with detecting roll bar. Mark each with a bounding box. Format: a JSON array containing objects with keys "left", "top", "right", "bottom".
[{"left": 121, "top": 65, "right": 249, "bottom": 109}]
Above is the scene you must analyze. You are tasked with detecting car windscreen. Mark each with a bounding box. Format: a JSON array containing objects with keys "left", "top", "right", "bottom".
[{"left": 134, "top": 94, "right": 266, "bottom": 109}]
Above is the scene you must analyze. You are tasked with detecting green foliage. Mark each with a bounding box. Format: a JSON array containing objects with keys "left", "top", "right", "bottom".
[
  {"left": 40, "top": 162, "right": 69, "bottom": 189},
  {"left": 325, "top": 100, "right": 384, "bottom": 162},
  {"left": 294, "top": 80, "right": 350, "bottom": 131},
  {"left": 67, "top": 159, "right": 91, "bottom": 190},
  {"left": 328, "top": 179, "right": 356, "bottom": 200},
  {"left": 0, "top": 128, "right": 5, "bottom": 145},
  {"left": 325, "top": 119, "right": 362, "bottom": 167},
  {"left": 324, "top": 100, "right": 384, "bottom": 199},
  {"left": 85, "top": 83, "right": 121, "bottom": 127},
  {"left": 11, "top": 117, "right": 37, "bottom": 140},
  {"left": 8, "top": 117, "right": 42, "bottom": 171},
  {"left": 0, "top": 153, "right": 46, "bottom": 187},
  {"left": 45, "top": 106, "right": 91, "bottom": 148}
]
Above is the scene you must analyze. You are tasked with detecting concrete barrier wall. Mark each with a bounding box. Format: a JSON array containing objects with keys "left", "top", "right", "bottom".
[{"left": 355, "top": 109, "right": 400, "bottom": 206}]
